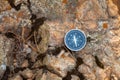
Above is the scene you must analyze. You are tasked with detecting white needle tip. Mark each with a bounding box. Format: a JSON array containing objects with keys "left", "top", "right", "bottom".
[{"left": 73, "top": 35, "right": 77, "bottom": 47}]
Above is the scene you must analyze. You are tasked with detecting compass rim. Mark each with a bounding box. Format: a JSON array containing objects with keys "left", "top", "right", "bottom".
[{"left": 64, "top": 29, "right": 87, "bottom": 51}]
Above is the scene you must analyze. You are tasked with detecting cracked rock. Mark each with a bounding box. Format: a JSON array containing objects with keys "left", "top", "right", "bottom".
[{"left": 43, "top": 50, "right": 76, "bottom": 77}]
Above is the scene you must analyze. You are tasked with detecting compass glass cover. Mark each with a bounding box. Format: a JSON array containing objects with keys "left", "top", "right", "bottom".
[{"left": 64, "top": 29, "right": 86, "bottom": 51}]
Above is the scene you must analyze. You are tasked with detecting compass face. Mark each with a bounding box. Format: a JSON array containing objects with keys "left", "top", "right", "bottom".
[{"left": 64, "top": 29, "right": 86, "bottom": 51}]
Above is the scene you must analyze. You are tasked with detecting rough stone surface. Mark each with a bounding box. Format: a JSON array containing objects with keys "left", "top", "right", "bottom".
[
  {"left": 37, "top": 23, "right": 50, "bottom": 53},
  {"left": 0, "top": 35, "right": 14, "bottom": 79},
  {"left": 43, "top": 50, "right": 76, "bottom": 77},
  {"left": 0, "top": 0, "right": 120, "bottom": 80},
  {"left": 20, "top": 68, "right": 34, "bottom": 79},
  {"left": 35, "top": 69, "right": 62, "bottom": 80},
  {"left": 71, "top": 75, "right": 80, "bottom": 80},
  {"left": 0, "top": 0, "right": 31, "bottom": 33},
  {"left": 8, "top": 75, "right": 23, "bottom": 80}
]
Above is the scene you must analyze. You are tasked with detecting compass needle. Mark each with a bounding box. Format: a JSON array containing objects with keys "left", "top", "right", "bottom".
[{"left": 73, "top": 35, "right": 77, "bottom": 47}]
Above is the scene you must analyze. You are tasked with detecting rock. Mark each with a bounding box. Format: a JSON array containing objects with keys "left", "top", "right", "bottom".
[
  {"left": 42, "top": 71, "right": 62, "bottom": 80},
  {"left": 112, "top": 63, "right": 120, "bottom": 78},
  {"left": 78, "top": 64, "right": 96, "bottom": 80},
  {"left": 71, "top": 75, "right": 80, "bottom": 80},
  {"left": 21, "top": 59, "right": 29, "bottom": 68},
  {"left": 34, "top": 69, "right": 43, "bottom": 80},
  {"left": 77, "top": 0, "right": 108, "bottom": 20},
  {"left": 0, "top": 0, "right": 12, "bottom": 12},
  {"left": 0, "top": 0, "right": 120, "bottom": 80},
  {"left": 104, "top": 46, "right": 114, "bottom": 57},
  {"left": 32, "top": 60, "right": 43, "bottom": 68},
  {"left": 112, "top": 0, "right": 120, "bottom": 15},
  {"left": 43, "top": 50, "right": 76, "bottom": 77},
  {"left": 95, "top": 67, "right": 107, "bottom": 80},
  {"left": 8, "top": 75, "right": 23, "bottom": 80},
  {"left": 14, "top": 0, "right": 26, "bottom": 6},
  {"left": 78, "top": 64, "right": 112, "bottom": 80},
  {"left": 109, "top": 36, "right": 120, "bottom": 46},
  {"left": 80, "top": 54, "right": 95, "bottom": 68},
  {"left": 0, "top": 35, "right": 14, "bottom": 79},
  {"left": 23, "top": 44, "right": 32, "bottom": 54},
  {"left": 107, "top": 0, "right": 119, "bottom": 17},
  {"left": 37, "top": 23, "right": 50, "bottom": 54},
  {"left": 27, "top": 79, "right": 32, "bottom": 80},
  {"left": 0, "top": 1, "right": 31, "bottom": 33},
  {"left": 110, "top": 73, "right": 118, "bottom": 80},
  {"left": 29, "top": 51, "right": 38, "bottom": 62},
  {"left": 30, "top": 0, "right": 64, "bottom": 19},
  {"left": 46, "top": 0, "right": 110, "bottom": 46},
  {"left": 20, "top": 68, "right": 34, "bottom": 79},
  {"left": 35, "top": 69, "right": 62, "bottom": 80},
  {"left": 48, "top": 21, "right": 69, "bottom": 46}
]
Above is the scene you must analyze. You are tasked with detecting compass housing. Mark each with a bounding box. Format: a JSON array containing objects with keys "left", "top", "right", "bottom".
[{"left": 64, "top": 29, "right": 87, "bottom": 51}]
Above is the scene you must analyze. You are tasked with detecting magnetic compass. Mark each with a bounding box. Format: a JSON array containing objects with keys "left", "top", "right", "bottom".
[{"left": 64, "top": 29, "right": 86, "bottom": 51}]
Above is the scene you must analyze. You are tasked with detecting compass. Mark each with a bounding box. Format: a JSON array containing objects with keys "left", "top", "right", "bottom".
[{"left": 64, "top": 29, "right": 86, "bottom": 51}]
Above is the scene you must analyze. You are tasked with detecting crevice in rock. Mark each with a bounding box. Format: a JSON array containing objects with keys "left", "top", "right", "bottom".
[
  {"left": 62, "top": 69, "right": 85, "bottom": 80},
  {"left": 25, "top": 16, "right": 47, "bottom": 46},
  {"left": 95, "top": 56, "right": 104, "bottom": 69},
  {"left": 30, "top": 14, "right": 37, "bottom": 21},
  {"left": 5, "top": 32, "right": 16, "bottom": 39},
  {"left": 8, "top": 0, "right": 21, "bottom": 11},
  {"left": 62, "top": 72, "right": 71, "bottom": 80},
  {"left": 31, "top": 17, "right": 47, "bottom": 32},
  {"left": 48, "top": 46, "right": 67, "bottom": 56},
  {"left": 87, "top": 36, "right": 95, "bottom": 42},
  {"left": 26, "top": 55, "right": 35, "bottom": 69},
  {"left": 26, "top": 0, "right": 37, "bottom": 21},
  {"left": 36, "top": 54, "right": 46, "bottom": 61},
  {"left": 49, "top": 47, "right": 61, "bottom": 56},
  {"left": 63, "top": 57, "right": 85, "bottom": 80},
  {"left": 14, "top": 67, "right": 26, "bottom": 73},
  {"left": 76, "top": 57, "right": 84, "bottom": 68},
  {"left": 28, "top": 17, "right": 47, "bottom": 43}
]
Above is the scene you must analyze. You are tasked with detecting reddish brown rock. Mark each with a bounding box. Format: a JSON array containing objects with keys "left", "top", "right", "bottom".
[
  {"left": 43, "top": 50, "right": 76, "bottom": 77},
  {"left": 0, "top": 0, "right": 120, "bottom": 80},
  {"left": 20, "top": 68, "right": 34, "bottom": 79}
]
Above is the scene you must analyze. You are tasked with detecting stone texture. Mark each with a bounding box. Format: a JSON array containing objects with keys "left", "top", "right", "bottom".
[
  {"left": 107, "top": 0, "right": 119, "bottom": 17},
  {"left": 0, "top": 35, "right": 14, "bottom": 79},
  {"left": 0, "top": 0, "right": 12, "bottom": 12},
  {"left": 0, "top": 0, "right": 120, "bottom": 80},
  {"left": 35, "top": 69, "right": 62, "bottom": 80},
  {"left": 20, "top": 68, "right": 34, "bottom": 79},
  {"left": 8, "top": 75, "right": 23, "bottom": 80},
  {"left": 43, "top": 50, "right": 76, "bottom": 77},
  {"left": 0, "top": 0, "right": 31, "bottom": 33},
  {"left": 37, "top": 22, "right": 50, "bottom": 53},
  {"left": 71, "top": 75, "right": 80, "bottom": 80}
]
